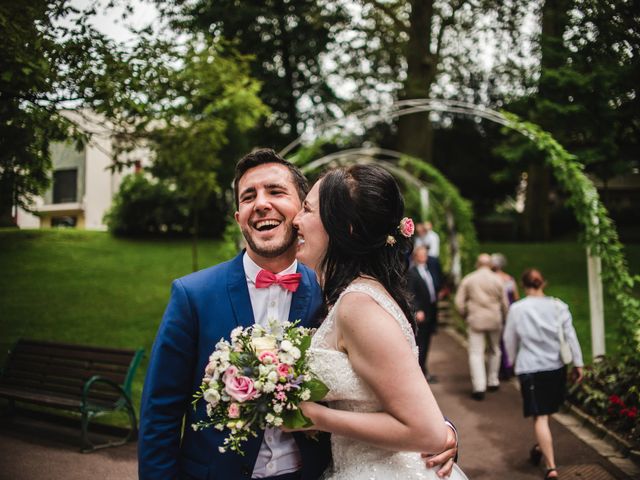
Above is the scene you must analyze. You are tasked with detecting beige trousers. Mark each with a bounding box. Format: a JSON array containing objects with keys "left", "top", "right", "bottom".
[{"left": 467, "top": 328, "right": 502, "bottom": 393}]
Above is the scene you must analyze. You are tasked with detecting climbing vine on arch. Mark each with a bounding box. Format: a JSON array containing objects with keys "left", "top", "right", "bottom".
[
  {"left": 286, "top": 141, "right": 479, "bottom": 276},
  {"left": 503, "top": 112, "right": 640, "bottom": 355}
]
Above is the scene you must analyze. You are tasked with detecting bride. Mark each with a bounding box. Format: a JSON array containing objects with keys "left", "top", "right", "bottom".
[{"left": 289, "top": 164, "right": 468, "bottom": 480}]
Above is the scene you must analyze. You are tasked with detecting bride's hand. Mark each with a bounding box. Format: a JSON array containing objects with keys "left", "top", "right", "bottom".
[
  {"left": 420, "top": 423, "right": 458, "bottom": 478},
  {"left": 280, "top": 401, "right": 326, "bottom": 432}
]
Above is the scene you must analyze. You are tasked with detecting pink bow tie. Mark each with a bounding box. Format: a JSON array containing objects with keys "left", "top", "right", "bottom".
[{"left": 255, "top": 269, "right": 302, "bottom": 292}]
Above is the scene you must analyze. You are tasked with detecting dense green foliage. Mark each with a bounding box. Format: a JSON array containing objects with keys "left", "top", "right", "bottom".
[
  {"left": 504, "top": 113, "right": 640, "bottom": 354},
  {"left": 154, "top": 0, "right": 349, "bottom": 147},
  {"left": 104, "top": 173, "right": 227, "bottom": 238},
  {"left": 0, "top": 0, "right": 127, "bottom": 224},
  {"left": 104, "top": 174, "right": 190, "bottom": 236},
  {"left": 568, "top": 355, "right": 640, "bottom": 447},
  {"left": 498, "top": 0, "right": 640, "bottom": 239}
]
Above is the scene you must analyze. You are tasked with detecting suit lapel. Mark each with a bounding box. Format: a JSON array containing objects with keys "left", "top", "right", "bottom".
[
  {"left": 227, "top": 252, "right": 256, "bottom": 329},
  {"left": 290, "top": 265, "right": 312, "bottom": 327}
]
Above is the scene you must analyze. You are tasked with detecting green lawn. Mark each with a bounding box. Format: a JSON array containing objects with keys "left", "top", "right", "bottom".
[
  {"left": 481, "top": 242, "right": 640, "bottom": 363},
  {"left": 0, "top": 228, "right": 238, "bottom": 423},
  {"left": 1, "top": 229, "right": 638, "bottom": 425}
]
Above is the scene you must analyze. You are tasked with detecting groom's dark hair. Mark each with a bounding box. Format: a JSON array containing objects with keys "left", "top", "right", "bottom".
[{"left": 233, "top": 148, "right": 309, "bottom": 208}]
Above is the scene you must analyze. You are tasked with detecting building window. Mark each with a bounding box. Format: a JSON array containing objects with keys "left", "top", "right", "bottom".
[
  {"left": 51, "top": 216, "right": 77, "bottom": 228},
  {"left": 53, "top": 168, "right": 78, "bottom": 203}
]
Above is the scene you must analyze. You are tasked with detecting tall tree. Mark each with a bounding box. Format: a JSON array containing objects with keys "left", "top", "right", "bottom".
[
  {"left": 0, "top": 0, "right": 126, "bottom": 225},
  {"left": 332, "top": 0, "right": 532, "bottom": 162},
  {"left": 499, "top": 0, "right": 639, "bottom": 239},
  {"left": 154, "top": 0, "right": 349, "bottom": 148}
]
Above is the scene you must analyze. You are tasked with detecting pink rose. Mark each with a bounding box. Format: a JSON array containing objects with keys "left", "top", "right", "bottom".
[
  {"left": 399, "top": 217, "right": 414, "bottom": 237},
  {"left": 277, "top": 363, "right": 291, "bottom": 377},
  {"left": 228, "top": 403, "right": 240, "bottom": 418},
  {"left": 222, "top": 366, "right": 238, "bottom": 382},
  {"left": 258, "top": 351, "right": 278, "bottom": 364},
  {"left": 224, "top": 374, "right": 258, "bottom": 403}
]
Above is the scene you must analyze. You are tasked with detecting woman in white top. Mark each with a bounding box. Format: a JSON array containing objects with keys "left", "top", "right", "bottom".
[{"left": 503, "top": 268, "right": 584, "bottom": 480}]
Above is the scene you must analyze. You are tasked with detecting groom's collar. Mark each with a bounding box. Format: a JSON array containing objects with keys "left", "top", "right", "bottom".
[{"left": 242, "top": 252, "right": 298, "bottom": 285}]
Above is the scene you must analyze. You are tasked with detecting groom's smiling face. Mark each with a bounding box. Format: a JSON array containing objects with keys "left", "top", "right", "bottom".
[{"left": 235, "top": 163, "right": 302, "bottom": 262}]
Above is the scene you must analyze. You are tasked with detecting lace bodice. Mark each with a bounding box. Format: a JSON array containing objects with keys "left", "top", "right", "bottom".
[
  {"left": 309, "top": 280, "right": 417, "bottom": 408},
  {"left": 307, "top": 280, "right": 468, "bottom": 480}
]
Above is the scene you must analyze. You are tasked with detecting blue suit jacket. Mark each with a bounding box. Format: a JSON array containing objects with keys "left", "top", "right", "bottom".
[{"left": 138, "top": 252, "right": 330, "bottom": 480}]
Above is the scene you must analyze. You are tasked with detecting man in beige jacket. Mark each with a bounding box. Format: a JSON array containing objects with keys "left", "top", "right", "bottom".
[{"left": 455, "top": 253, "right": 509, "bottom": 400}]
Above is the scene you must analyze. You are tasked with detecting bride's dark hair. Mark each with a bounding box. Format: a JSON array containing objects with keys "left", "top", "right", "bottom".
[{"left": 317, "top": 164, "right": 415, "bottom": 330}]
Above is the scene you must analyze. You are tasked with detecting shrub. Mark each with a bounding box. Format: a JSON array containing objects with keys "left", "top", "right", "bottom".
[
  {"left": 105, "top": 173, "right": 228, "bottom": 238},
  {"left": 568, "top": 355, "right": 640, "bottom": 447}
]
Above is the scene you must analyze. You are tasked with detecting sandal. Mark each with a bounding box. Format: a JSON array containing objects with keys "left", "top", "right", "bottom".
[
  {"left": 529, "top": 444, "right": 542, "bottom": 466},
  {"left": 544, "top": 467, "right": 558, "bottom": 479}
]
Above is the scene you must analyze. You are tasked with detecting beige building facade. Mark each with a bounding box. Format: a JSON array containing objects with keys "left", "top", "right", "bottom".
[{"left": 17, "top": 111, "right": 147, "bottom": 230}]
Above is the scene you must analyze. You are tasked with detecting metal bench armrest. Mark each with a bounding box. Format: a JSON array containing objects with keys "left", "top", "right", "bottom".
[{"left": 81, "top": 376, "right": 130, "bottom": 410}]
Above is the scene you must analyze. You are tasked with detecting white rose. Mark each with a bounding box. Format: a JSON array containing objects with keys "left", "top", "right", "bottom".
[
  {"left": 251, "top": 335, "right": 277, "bottom": 354},
  {"left": 273, "top": 417, "right": 283, "bottom": 427},
  {"left": 280, "top": 340, "right": 293, "bottom": 352},
  {"left": 265, "top": 413, "right": 275, "bottom": 423},
  {"left": 267, "top": 371, "right": 278, "bottom": 383},
  {"left": 279, "top": 352, "right": 294, "bottom": 365},
  {"left": 290, "top": 347, "right": 301, "bottom": 360},
  {"left": 203, "top": 388, "right": 221, "bottom": 406},
  {"left": 273, "top": 404, "right": 283, "bottom": 413}
]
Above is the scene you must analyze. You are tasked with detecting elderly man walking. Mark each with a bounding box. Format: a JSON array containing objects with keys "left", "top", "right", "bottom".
[{"left": 455, "top": 253, "right": 509, "bottom": 400}]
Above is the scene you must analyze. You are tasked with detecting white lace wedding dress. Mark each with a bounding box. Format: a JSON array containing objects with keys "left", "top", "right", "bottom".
[{"left": 308, "top": 280, "right": 468, "bottom": 480}]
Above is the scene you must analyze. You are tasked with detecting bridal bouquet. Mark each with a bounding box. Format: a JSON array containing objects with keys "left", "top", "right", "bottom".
[{"left": 192, "top": 320, "right": 329, "bottom": 455}]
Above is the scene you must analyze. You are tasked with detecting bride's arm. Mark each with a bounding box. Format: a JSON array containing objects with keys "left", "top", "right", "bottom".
[{"left": 301, "top": 292, "right": 449, "bottom": 453}]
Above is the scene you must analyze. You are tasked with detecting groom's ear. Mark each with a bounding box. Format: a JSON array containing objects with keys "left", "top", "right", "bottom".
[{"left": 234, "top": 211, "right": 240, "bottom": 224}]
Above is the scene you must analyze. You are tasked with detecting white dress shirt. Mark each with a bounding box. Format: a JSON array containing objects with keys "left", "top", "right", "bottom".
[
  {"left": 243, "top": 253, "right": 303, "bottom": 478},
  {"left": 503, "top": 296, "right": 584, "bottom": 375}
]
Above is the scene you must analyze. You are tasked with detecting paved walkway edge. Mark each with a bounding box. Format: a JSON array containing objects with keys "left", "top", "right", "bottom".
[{"left": 442, "top": 327, "right": 640, "bottom": 479}]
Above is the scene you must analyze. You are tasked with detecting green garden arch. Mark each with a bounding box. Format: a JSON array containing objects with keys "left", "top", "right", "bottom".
[
  {"left": 280, "top": 99, "right": 640, "bottom": 356},
  {"left": 286, "top": 146, "right": 478, "bottom": 284}
]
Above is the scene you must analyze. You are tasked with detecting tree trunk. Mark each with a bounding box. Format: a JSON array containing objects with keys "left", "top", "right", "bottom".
[
  {"left": 522, "top": 0, "right": 571, "bottom": 240},
  {"left": 523, "top": 160, "right": 551, "bottom": 241},
  {"left": 397, "top": 0, "right": 437, "bottom": 163},
  {"left": 0, "top": 174, "right": 16, "bottom": 227}
]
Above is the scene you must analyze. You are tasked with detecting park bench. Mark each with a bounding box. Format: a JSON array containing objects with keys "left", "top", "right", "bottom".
[{"left": 0, "top": 338, "right": 144, "bottom": 452}]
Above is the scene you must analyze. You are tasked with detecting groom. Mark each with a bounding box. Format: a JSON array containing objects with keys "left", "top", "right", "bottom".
[{"left": 138, "top": 149, "right": 458, "bottom": 479}]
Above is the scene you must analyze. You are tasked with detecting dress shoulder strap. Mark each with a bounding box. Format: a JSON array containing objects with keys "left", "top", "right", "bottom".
[{"left": 338, "top": 281, "right": 416, "bottom": 345}]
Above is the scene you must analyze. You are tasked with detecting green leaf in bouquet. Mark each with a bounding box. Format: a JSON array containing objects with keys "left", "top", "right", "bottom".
[
  {"left": 229, "top": 351, "right": 242, "bottom": 364},
  {"left": 282, "top": 407, "right": 314, "bottom": 429},
  {"left": 306, "top": 378, "right": 329, "bottom": 402},
  {"left": 297, "top": 334, "right": 312, "bottom": 356}
]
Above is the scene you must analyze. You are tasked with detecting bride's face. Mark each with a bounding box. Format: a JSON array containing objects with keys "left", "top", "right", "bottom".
[{"left": 293, "top": 180, "right": 329, "bottom": 272}]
